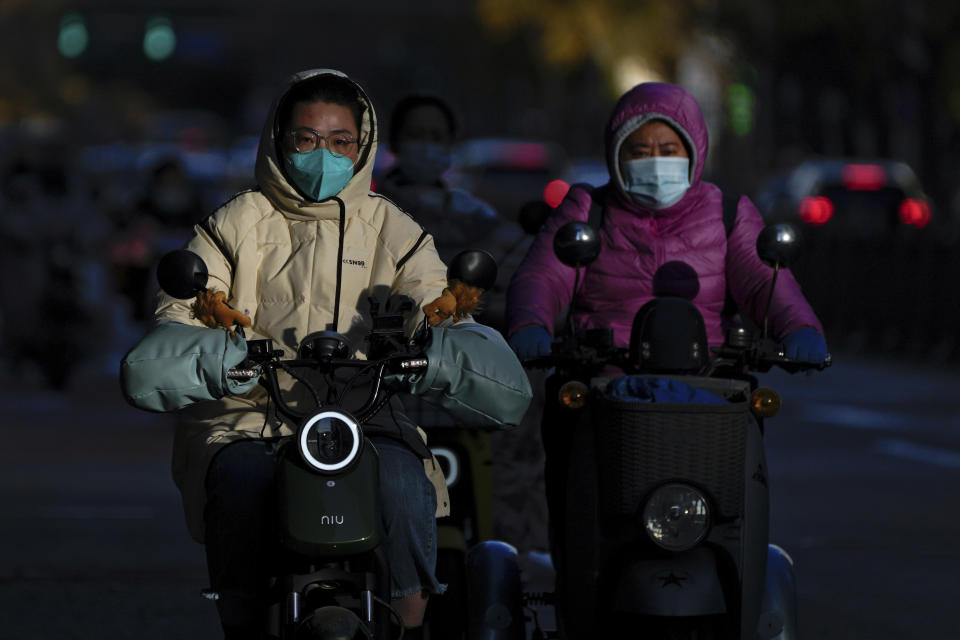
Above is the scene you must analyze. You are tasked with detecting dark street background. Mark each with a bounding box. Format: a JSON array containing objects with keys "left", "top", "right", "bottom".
[{"left": 2, "top": 1, "right": 960, "bottom": 638}]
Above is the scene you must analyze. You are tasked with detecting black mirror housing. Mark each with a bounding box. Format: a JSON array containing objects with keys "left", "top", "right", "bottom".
[
  {"left": 553, "top": 221, "right": 601, "bottom": 268},
  {"left": 157, "top": 249, "right": 208, "bottom": 299},
  {"left": 756, "top": 223, "right": 802, "bottom": 269},
  {"left": 448, "top": 249, "right": 498, "bottom": 291}
]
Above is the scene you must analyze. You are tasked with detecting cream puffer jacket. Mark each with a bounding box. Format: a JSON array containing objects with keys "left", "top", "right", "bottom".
[{"left": 154, "top": 69, "right": 451, "bottom": 543}]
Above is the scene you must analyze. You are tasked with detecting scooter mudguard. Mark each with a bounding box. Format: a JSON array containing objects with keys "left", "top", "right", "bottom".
[
  {"left": 758, "top": 544, "right": 798, "bottom": 640},
  {"left": 465, "top": 541, "right": 525, "bottom": 640},
  {"left": 612, "top": 546, "right": 726, "bottom": 616},
  {"left": 278, "top": 442, "right": 382, "bottom": 558}
]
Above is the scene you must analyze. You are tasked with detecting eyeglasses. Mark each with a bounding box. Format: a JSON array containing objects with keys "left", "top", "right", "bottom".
[{"left": 287, "top": 127, "right": 359, "bottom": 155}]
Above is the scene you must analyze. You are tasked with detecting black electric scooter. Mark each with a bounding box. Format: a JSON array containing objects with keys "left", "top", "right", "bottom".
[
  {"left": 515, "top": 221, "right": 828, "bottom": 640},
  {"left": 157, "top": 248, "right": 502, "bottom": 640}
]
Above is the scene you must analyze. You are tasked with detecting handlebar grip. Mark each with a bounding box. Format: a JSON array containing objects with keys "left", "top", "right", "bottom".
[
  {"left": 226, "top": 368, "right": 260, "bottom": 380},
  {"left": 767, "top": 352, "right": 832, "bottom": 373},
  {"left": 397, "top": 357, "right": 429, "bottom": 372}
]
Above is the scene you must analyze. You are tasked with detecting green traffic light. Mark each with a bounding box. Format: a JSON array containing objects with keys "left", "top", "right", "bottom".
[
  {"left": 58, "top": 13, "right": 89, "bottom": 59},
  {"left": 727, "top": 82, "right": 756, "bottom": 137},
  {"left": 144, "top": 15, "right": 176, "bottom": 61}
]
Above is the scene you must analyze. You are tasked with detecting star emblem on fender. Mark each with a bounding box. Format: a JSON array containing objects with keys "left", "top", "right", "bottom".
[{"left": 656, "top": 571, "right": 690, "bottom": 588}]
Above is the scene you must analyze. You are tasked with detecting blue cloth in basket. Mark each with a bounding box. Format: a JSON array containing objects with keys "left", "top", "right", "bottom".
[{"left": 605, "top": 376, "right": 727, "bottom": 404}]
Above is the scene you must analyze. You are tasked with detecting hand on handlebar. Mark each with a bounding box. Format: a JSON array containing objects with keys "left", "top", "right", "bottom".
[
  {"left": 507, "top": 326, "right": 553, "bottom": 362},
  {"left": 779, "top": 328, "right": 829, "bottom": 368},
  {"left": 191, "top": 289, "right": 252, "bottom": 338}
]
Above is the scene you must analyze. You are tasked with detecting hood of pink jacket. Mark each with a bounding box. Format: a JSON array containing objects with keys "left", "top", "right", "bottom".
[{"left": 605, "top": 82, "right": 709, "bottom": 214}]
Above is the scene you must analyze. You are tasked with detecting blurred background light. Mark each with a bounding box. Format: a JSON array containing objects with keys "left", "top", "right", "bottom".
[
  {"left": 543, "top": 179, "right": 570, "bottom": 208},
  {"left": 799, "top": 195, "right": 834, "bottom": 225},
  {"left": 143, "top": 15, "right": 176, "bottom": 62},
  {"left": 726, "top": 82, "right": 755, "bottom": 137},
  {"left": 57, "top": 12, "right": 88, "bottom": 59},
  {"left": 614, "top": 56, "right": 662, "bottom": 94}
]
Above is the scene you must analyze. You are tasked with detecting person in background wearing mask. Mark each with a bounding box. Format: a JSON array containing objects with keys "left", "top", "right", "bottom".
[
  {"left": 378, "top": 95, "right": 548, "bottom": 559},
  {"left": 505, "top": 81, "right": 828, "bottom": 556},
  {"left": 377, "top": 94, "right": 523, "bottom": 331}
]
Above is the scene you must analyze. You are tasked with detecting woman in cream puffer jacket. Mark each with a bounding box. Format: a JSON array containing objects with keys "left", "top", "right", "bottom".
[{"left": 153, "top": 69, "right": 454, "bottom": 635}]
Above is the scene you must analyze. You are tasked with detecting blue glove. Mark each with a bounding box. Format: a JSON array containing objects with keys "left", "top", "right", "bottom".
[
  {"left": 507, "top": 325, "right": 552, "bottom": 361},
  {"left": 780, "top": 328, "right": 828, "bottom": 364}
]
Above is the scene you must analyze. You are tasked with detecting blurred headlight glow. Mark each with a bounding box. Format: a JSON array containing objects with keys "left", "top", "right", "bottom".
[
  {"left": 642, "top": 483, "right": 711, "bottom": 551},
  {"left": 751, "top": 387, "right": 781, "bottom": 418},
  {"left": 558, "top": 380, "right": 589, "bottom": 409}
]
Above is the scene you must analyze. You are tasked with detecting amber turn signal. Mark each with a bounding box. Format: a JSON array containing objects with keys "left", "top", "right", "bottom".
[
  {"left": 558, "top": 381, "right": 589, "bottom": 409},
  {"left": 751, "top": 387, "right": 781, "bottom": 418}
]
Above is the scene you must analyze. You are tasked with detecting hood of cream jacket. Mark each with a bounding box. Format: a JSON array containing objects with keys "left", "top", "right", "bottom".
[{"left": 153, "top": 69, "right": 451, "bottom": 542}]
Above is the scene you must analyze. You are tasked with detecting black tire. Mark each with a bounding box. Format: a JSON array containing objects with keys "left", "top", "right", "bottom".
[
  {"left": 465, "top": 541, "right": 524, "bottom": 640},
  {"left": 555, "top": 418, "right": 599, "bottom": 639},
  {"left": 639, "top": 615, "right": 725, "bottom": 640},
  {"left": 425, "top": 548, "right": 468, "bottom": 639}
]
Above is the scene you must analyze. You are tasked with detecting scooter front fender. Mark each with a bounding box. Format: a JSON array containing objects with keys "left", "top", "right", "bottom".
[
  {"left": 612, "top": 546, "right": 727, "bottom": 617},
  {"left": 466, "top": 541, "right": 524, "bottom": 640},
  {"left": 758, "top": 544, "right": 798, "bottom": 640}
]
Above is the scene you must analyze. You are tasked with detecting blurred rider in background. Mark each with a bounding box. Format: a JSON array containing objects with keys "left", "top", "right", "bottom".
[
  {"left": 379, "top": 94, "right": 549, "bottom": 560},
  {"left": 377, "top": 94, "right": 523, "bottom": 332}
]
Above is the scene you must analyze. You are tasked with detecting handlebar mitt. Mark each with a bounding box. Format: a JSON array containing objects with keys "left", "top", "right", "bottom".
[
  {"left": 120, "top": 322, "right": 257, "bottom": 412},
  {"left": 779, "top": 327, "right": 828, "bottom": 365},
  {"left": 408, "top": 322, "right": 533, "bottom": 429},
  {"left": 506, "top": 325, "right": 552, "bottom": 362}
]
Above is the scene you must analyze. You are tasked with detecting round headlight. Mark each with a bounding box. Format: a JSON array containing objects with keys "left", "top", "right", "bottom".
[
  {"left": 641, "top": 483, "right": 711, "bottom": 551},
  {"left": 298, "top": 410, "right": 362, "bottom": 473}
]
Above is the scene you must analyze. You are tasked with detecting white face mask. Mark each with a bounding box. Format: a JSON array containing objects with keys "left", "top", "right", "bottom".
[{"left": 623, "top": 157, "right": 691, "bottom": 208}]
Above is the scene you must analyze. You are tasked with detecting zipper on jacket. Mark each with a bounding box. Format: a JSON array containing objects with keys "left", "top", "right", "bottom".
[{"left": 331, "top": 198, "right": 346, "bottom": 332}]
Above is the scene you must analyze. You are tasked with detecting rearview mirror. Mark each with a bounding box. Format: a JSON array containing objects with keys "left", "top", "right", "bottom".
[
  {"left": 756, "top": 223, "right": 802, "bottom": 269},
  {"left": 553, "top": 221, "right": 600, "bottom": 268},
  {"left": 157, "top": 249, "right": 208, "bottom": 299},
  {"left": 447, "top": 249, "right": 498, "bottom": 291}
]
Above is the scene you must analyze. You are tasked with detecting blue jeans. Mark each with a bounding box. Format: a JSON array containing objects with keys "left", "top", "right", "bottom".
[{"left": 203, "top": 437, "right": 441, "bottom": 639}]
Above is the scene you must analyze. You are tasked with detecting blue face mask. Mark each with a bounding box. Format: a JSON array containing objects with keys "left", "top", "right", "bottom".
[
  {"left": 396, "top": 142, "right": 451, "bottom": 185},
  {"left": 623, "top": 157, "right": 691, "bottom": 208},
  {"left": 286, "top": 148, "right": 355, "bottom": 201}
]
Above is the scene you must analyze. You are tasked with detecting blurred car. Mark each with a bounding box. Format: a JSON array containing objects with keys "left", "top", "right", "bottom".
[
  {"left": 450, "top": 138, "right": 568, "bottom": 220},
  {"left": 561, "top": 156, "right": 609, "bottom": 188},
  {"left": 755, "top": 158, "right": 934, "bottom": 237}
]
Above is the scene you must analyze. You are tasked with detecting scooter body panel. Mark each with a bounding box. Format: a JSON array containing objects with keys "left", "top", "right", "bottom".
[
  {"left": 277, "top": 441, "right": 382, "bottom": 557},
  {"left": 611, "top": 546, "right": 726, "bottom": 616},
  {"left": 552, "top": 374, "right": 778, "bottom": 639}
]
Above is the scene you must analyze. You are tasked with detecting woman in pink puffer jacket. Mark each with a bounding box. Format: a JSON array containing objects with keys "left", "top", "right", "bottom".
[{"left": 506, "top": 82, "right": 826, "bottom": 362}]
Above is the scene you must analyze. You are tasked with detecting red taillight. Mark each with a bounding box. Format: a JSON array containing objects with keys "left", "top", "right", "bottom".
[
  {"left": 543, "top": 179, "right": 571, "bottom": 208},
  {"left": 899, "top": 198, "right": 931, "bottom": 229},
  {"left": 842, "top": 164, "right": 886, "bottom": 191},
  {"left": 799, "top": 196, "right": 834, "bottom": 225}
]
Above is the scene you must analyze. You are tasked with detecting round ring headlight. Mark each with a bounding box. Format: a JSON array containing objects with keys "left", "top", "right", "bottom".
[
  {"left": 641, "top": 483, "right": 711, "bottom": 551},
  {"left": 298, "top": 410, "right": 362, "bottom": 473}
]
